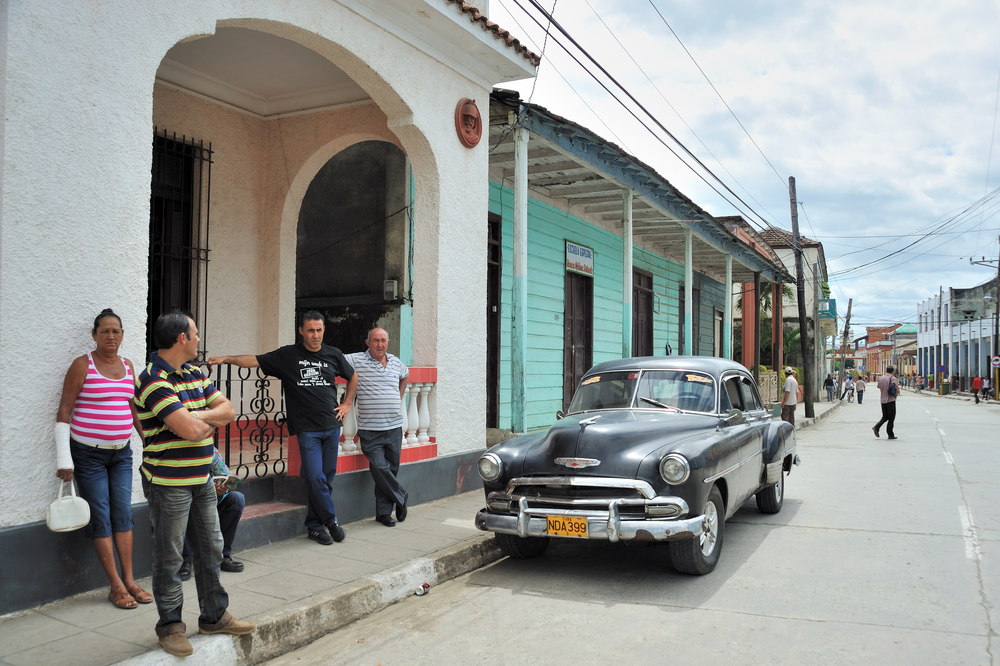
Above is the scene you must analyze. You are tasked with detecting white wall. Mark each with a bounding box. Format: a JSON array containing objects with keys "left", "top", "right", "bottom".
[{"left": 0, "top": 0, "right": 530, "bottom": 528}]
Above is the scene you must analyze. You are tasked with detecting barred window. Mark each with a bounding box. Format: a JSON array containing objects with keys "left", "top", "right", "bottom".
[{"left": 147, "top": 128, "right": 212, "bottom": 358}]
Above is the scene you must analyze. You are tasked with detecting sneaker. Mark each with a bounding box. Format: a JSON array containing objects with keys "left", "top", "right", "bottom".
[
  {"left": 159, "top": 631, "right": 194, "bottom": 657},
  {"left": 178, "top": 560, "right": 192, "bottom": 581},
  {"left": 308, "top": 528, "right": 333, "bottom": 546},
  {"left": 199, "top": 611, "right": 256, "bottom": 636},
  {"left": 328, "top": 522, "right": 346, "bottom": 543}
]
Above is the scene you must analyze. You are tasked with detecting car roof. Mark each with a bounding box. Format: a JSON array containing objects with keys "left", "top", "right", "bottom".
[{"left": 583, "top": 356, "right": 751, "bottom": 378}]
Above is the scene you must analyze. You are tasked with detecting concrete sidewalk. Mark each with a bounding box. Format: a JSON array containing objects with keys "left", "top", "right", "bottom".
[
  {"left": 0, "top": 491, "right": 500, "bottom": 665},
  {"left": 0, "top": 401, "right": 841, "bottom": 666}
]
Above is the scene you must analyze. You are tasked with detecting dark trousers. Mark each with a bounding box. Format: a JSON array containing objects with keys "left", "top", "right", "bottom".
[
  {"left": 874, "top": 401, "right": 896, "bottom": 438},
  {"left": 183, "top": 490, "right": 245, "bottom": 561},
  {"left": 359, "top": 427, "right": 407, "bottom": 517},
  {"left": 857, "top": 390, "right": 864, "bottom": 404},
  {"left": 973, "top": 388, "right": 980, "bottom": 404}
]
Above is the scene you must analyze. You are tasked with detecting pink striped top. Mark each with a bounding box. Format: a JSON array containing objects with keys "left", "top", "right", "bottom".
[{"left": 70, "top": 353, "right": 135, "bottom": 445}]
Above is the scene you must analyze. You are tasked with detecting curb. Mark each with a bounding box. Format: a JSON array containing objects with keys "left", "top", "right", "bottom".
[
  {"left": 794, "top": 400, "right": 841, "bottom": 431},
  {"left": 114, "top": 534, "right": 503, "bottom": 665}
]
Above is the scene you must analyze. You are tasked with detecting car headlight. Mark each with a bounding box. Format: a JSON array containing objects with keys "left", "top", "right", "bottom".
[
  {"left": 478, "top": 452, "right": 503, "bottom": 482},
  {"left": 659, "top": 453, "right": 690, "bottom": 485}
]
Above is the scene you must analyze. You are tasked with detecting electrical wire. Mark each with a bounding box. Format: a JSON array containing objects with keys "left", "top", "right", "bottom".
[
  {"left": 508, "top": 0, "right": 777, "bottom": 231},
  {"left": 582, "top": 0, "right": 783, "bottom": 226},
  {"left": 645, "top": 0, "right": 787, "bottom": 190}
]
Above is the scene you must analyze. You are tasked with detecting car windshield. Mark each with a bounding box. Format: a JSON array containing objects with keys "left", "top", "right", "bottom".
[{"left": 568, "top": 369, "right": 717, "bottom": 413}]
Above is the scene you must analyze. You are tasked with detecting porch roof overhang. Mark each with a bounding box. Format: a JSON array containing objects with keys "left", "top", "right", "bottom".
[{"left": 489, "top": 91, "right": 792, "bottom": 285}]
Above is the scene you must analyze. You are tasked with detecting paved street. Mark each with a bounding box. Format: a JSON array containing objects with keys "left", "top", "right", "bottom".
[{"left": 267, "top": 392, "right": 1000, "bottom": 666}]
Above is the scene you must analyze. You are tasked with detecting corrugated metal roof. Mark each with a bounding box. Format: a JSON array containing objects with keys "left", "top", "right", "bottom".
[{"left": 489, "top": 90, "right": 793, "bottom": 284}]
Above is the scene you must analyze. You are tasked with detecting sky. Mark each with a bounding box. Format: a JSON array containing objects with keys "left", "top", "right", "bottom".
[{"left": 487, "top": 0, "right": 1000, "bottom": 340}]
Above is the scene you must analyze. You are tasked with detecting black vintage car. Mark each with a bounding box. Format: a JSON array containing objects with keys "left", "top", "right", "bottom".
[{"left": 475, "top": 356, "right": 800, "bottom": 574}]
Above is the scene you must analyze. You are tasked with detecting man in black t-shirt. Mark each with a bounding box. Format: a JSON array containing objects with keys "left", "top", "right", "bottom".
[{"left": 209, "top": 312, "right": 357, "bottom": 545}]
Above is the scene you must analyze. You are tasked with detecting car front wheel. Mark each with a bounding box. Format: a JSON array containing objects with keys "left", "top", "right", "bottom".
[
  {"left": 668, "top": 485, "right": 724, "bottom": 575},
  {"left": 755, "top": 469, "right": 785, "bottom": 514},
  {"left": 495, "top": 532, "right": 550, "bottom": 558}
]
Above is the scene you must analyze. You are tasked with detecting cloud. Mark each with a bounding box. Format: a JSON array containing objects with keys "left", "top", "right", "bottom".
[{"left": 490, "top": 0, "right": 1000, "bottom": 328}]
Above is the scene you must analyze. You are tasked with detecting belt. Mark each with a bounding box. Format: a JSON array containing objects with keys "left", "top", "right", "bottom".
[{"left": 74, "top": 439, "right": 130, "bottom": 451}]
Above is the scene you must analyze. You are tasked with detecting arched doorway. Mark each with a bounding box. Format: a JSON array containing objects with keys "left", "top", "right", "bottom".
[{"left": 296, "top": 140, "right": 409, "bottom": 352}]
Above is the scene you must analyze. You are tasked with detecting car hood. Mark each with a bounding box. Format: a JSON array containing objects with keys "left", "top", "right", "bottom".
[{"left": 497, "top": 409, "right": 715, "bottom": 479}]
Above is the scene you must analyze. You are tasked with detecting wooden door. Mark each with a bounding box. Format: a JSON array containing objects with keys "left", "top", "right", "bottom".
[{"left": 563, "top": 271, "right": 593, "bottom": 408}]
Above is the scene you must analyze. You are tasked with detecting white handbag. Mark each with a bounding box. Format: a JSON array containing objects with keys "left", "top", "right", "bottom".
[{"left": 46, "top": 480, "right": 91, "bottom": 532}]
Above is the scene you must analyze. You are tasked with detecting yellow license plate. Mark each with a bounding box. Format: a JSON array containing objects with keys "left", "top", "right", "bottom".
[{"left": 546, "top": 515, "right": 588, "bottom": 538}]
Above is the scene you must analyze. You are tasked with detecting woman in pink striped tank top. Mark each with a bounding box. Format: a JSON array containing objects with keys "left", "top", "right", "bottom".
[{"left": 55, "top": 309, "right": 152, "bottom": 609}]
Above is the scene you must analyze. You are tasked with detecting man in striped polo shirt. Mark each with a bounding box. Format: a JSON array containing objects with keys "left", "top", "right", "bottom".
[
  {"left": 137, "top": 311, "right": 255, "bottom": 657},
  {"left": 346, "top": 328, "right": 409, "bottom": 527}
]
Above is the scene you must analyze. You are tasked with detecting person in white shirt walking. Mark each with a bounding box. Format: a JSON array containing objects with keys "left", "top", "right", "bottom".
[{"left": 781, "top": 367, "right": 798, "bottom": 426}]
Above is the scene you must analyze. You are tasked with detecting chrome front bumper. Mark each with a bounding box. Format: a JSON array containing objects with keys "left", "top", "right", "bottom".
[{"left": 475, "top": 495, "right": 707, "bottom": 543}]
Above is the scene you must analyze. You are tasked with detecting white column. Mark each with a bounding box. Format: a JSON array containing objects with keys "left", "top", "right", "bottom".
[
  {"left": 405, "top": 384, "right": 419, "bottom": 446},
  {"left": 512, "top": 125, "right": 529, "bottom": 432},
  {"left": 684, "top": 227, "right": 693, "bottom": 355},
  {"left": 338, "top": 383, "right": 358, "bottom": 454},
  {"left": 622, "top": 188, "right": 633, "bottom": 358},
  {"left": 417, "top": 384, "right": 432, "bottom": 445},
  {"left": 724, "top": 255, "right": 733, "bottom": 359}
]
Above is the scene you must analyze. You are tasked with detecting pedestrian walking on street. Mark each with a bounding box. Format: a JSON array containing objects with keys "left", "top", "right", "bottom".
[
  {"left": 971, "top": 375, "right": 983, "bottom": 404},
  {"left": 872, "top": 366, "right": 899, "bottom": 440},
  {"left": 824, "top": 373, "right": 835, "bottom": 401},
  {"left": 781, "top": 367, "right": 798, "bottom": 426},
  {"left": 855, "top": 376, "right": 866, "bottom": 404}
]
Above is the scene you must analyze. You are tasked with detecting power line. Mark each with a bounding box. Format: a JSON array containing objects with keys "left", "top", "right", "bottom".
[
  {"left": 646, "top": 0, "right": 787, "bottom": 189},
  {"left": 508, "top": 0, "right": 778, "bottom": 231},
  {"left": 582, "top": 0, "right": 783, "bottom": 226}
]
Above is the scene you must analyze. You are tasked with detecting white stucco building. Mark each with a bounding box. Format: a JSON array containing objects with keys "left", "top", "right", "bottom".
[{"left": 0, "top": 0, "right": 536, "bottom": 612}]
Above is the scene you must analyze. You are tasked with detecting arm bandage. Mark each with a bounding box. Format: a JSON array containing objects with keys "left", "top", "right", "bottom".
[{"left": 55, "top": 422, "right": 73, "bottom": 470}]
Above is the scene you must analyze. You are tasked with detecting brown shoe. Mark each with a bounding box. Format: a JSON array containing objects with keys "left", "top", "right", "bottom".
[
  {"left": 199, "top": 611, "right": 256, "bottom": 636},
  {"left": 159, "top": 632, "right": 194, "bottom": 657}
]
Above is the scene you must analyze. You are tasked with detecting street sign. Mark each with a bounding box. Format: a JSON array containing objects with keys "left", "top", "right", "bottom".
[{"left": 992, "top": 355, "right": 1000, "bottom": 368}]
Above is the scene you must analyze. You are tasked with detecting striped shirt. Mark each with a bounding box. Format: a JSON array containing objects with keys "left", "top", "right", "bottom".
[
  {"left": 136, "top": 352, "right": 221, "bottom": 486},
  {"left": 346, "top": 351, "right": 408, "bottom": 430},
  {"left": 70, "top": 353, "right": 135, "bottom": 445}
]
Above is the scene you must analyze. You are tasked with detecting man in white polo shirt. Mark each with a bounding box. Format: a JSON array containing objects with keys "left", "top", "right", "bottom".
[{"left": 346, "top": 328, "right": 409, "bottom": 527}]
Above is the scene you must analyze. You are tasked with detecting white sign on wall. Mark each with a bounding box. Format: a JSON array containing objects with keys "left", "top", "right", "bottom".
[{"left": 565, "top": 241, "right": 594, "bottom": 276}]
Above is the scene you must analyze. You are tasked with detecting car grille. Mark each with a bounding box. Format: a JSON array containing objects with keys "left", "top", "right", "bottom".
[{"left": 492, "top": 476, "right": 660, "bottom": 519}]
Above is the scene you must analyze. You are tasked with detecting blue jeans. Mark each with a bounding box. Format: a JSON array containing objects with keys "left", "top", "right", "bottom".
[
  {"left": 71, "top": 440, "right": 134, "bottom": 538},
  {"left": 296, "top": 428, "right": 341, "bottom": 531},
  {"left": 825, "top": 386, "right": 834, "bottom": 401},
  {"left": 144, "top": 477, "right": 228, "bottom": 636}
]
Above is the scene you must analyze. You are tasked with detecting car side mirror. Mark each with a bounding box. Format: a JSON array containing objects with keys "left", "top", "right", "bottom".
[
  {"left": 555, "top": 410, "right": 565, "bottom": 420},
  {"left": 721, "top": 408, "right": 745, "bottom": 425}
]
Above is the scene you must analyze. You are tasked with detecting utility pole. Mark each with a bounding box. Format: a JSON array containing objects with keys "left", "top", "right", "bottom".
[
  {"left": 789, "top": 177, "right": 813, "bottom": 417},
  {"left": 937, "top": 286, "right": 943, "bottom": 394},
  {"left": 838, "top": 298, "right": 853, "bottom": 398},
  {"left": 970, "top": 235, "right": 1000, "bottom": 393}
]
